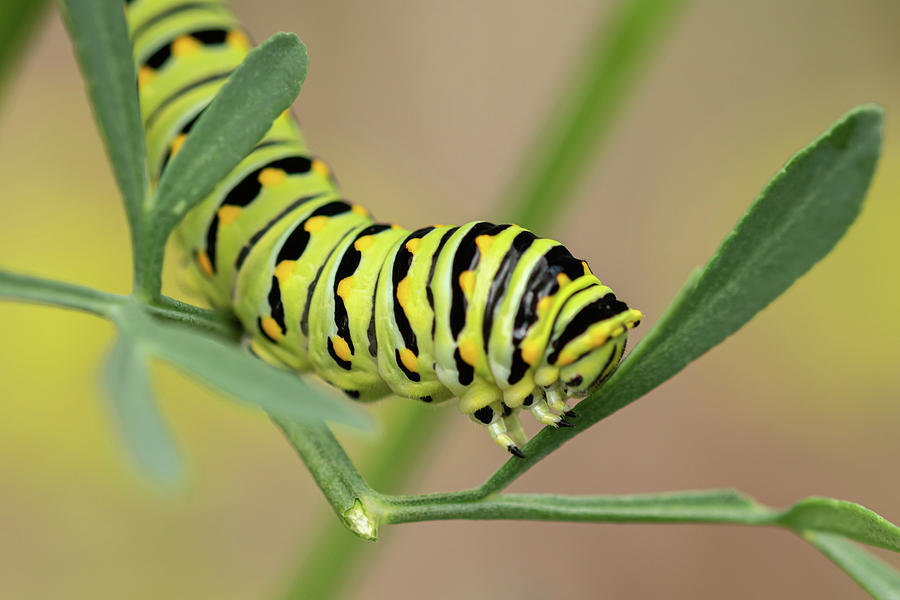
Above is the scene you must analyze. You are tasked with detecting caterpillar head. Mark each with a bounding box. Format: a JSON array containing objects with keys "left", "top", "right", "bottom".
[{"left": 548, "top": 290, "right": 642, "bottom": 398}]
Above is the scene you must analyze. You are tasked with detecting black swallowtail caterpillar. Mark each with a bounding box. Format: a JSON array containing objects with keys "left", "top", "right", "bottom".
[{"left": 126, "top": 0, "right": 643, "bottom": 457}]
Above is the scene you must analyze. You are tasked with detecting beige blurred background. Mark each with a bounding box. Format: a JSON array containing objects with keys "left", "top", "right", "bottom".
[{"left": 1, "top": 0, "right": 899, "bottom": 598}]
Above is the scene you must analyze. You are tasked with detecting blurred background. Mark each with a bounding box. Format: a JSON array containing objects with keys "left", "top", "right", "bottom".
[{"left": 1, "top": 0, "right": 899, "bottom": 598}]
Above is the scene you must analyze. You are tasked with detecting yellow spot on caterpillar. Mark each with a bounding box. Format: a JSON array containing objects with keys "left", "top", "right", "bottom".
[
  {"left": 258, "top": 167, "right": 286, "bottom": 187},
  {"left": 405, "top": 238, "right": 422, "bottom": 255},
  {"left": 218, "top": 205, "right": 242, "bottom": 226},
  {"left": 304, "top": 215, "right": 328, "bottom": 233},
  {"left": 196, "top": 250, "right": 213, "bottom": 275},
  {"left": 475, "top": 234, "right": 493, "bottom": 253},
  {"left": 521, "top": 339, "right": 541, "bottom": 365},
  {"left": 280, "top": 109, "right": 291, "bottom": 120},
  {"left": 138, "top": 66, "right": 155, "bottom": 88},
  {"left": 556, "top": 350, "right": 576, "bottom": 367},
  {"left": 227, "top": 30, "right": 250, "bottom": 50},
  {"left": 172, "top": 35, "right": 201, "bottom": 57},
  {"left": 458, "top": 270, "right": 476, "bottom": 296},
  {"left": 337, "top": 276, "right": 354, "bottom": 300},
  {"left": 331, "top": 336, "right": 352, "bottom": 361},
  {"left": 171, "top": 133, "right": 186, "bottom": 157},
  {"left": 312, "top": 159, "right": 330, "bottom": 179},
  {"left": 398, "top": 348, "right": 419, "bottom": 372},
  {"left": 351, "top": 204, "right": 368, "bottom": 216},
  {"left": 582, "top": 261, "right": 591, "bottom": 275},
  {"left": 274, "top": 260, "right": 296, "bottom": 285},
  {"left": 536, "top": 296, "right": 552, "bottom": 313},
  {"left": 556, "top": 273, "right": 571, "bottom": 286},
  {"left": 590, "top": 328, "right": 609, "bottom": 346},
  {"left": 396, "top": 277, "right": 411, "bottom": 310},
  {"left": 431, "top": 224, "right": 451, "bottom": 228},
  {"left": 260, "top": 317, "right": 283, "bottom": 341},
  {"left": 458, "top": 339, "right": 478, "bottom": 366},
  {"left": 391, "top": 224, "right": 405, "bottom": 230},
  {"left": 354, "top": 235, "right": 374, "bottom": 252}
]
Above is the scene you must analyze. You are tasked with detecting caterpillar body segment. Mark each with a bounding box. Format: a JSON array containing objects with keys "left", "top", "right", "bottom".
[
  {"left": 374, "top": 226, "right": 455, "bottom": 405},
  {"left": 126, "top": 0, "right": 642, "bottom": 456}
]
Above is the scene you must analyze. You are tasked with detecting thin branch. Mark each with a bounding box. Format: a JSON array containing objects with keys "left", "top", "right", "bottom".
[
  {"left": 274, "top": 418, "right": 381, "bottom": 540},
  {"left": 277, "top": 408, "right": 447, "bottom": 600},
  {"left": 146, "top": 295, "right": 240, "bottom": 339},
  {"left": 0, "top": 269, "right": 239, "bottom": 340},
  {"left": 378, "top": 490, "right": 900, "bottom": 556},
  {"left": 0, "top": 269, "right": 124, "bottom": 317},
  {"left": 381, "top": 489, "right": 775, "bottom": 526}
]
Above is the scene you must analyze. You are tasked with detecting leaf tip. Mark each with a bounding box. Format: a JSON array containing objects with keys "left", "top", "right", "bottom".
[{"left": 832, "top": 103, "right": 884, "bottom": 149}]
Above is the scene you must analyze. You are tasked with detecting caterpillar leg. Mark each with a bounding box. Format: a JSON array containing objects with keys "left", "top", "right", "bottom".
[
  {"left": 471, "top": 401, "right": 525, "bottom": 458},
  {"left": 528, "top": 388, "right": 573, "bottom": 429},
  {"left": 501, "top": 405, "right": 528, "bottom": 447},
  {"left": 544, "top": 382, "right": 577, "bottom": 418}
]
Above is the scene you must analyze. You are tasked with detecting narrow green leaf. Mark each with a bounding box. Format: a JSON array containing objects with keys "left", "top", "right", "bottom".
[
  {"left": 0, "top": 0, "right": 50, "bottom": 101},
  {"left": 59, "top": 0, "right": 148, "bottom": 263},
  {"left": 0, "top": 268, "right": 122, "bottom": 317},
  {"left": 779, "top": 498, "right": 900, "bottom": 553},
  {"left": 484, "top": 105, "right": 883, "bottom": 491},
  {"left": 498, "top": 0, "right": 687, "bottom": 230},
  {"left": 103, "top": 333, "right": 182, "bottom": 484},
  {"left": 120, "top": 307, "right": 369, "bottom": 429},
  {"left": 614, "top": 105, "right": 883, "bottom": 400},
  {"left": 149, "top": 31, "right": 308, "bottom": 254},
  {"left": 805, "top": 533, "right": 900, "bottom": 600}
]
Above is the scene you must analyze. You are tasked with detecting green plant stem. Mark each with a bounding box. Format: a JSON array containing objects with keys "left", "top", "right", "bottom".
[
  {"left": 267, "top": 399, "right": 900, "bottom": 555},
  {"left": 0, "top": 269, "right": 122, "bottom": 317},
  {"left": 274, "top": 418, "right": 379, "bottom": 539},
  {"left": 499, "top": 0, "right": 688, "bottom": 229},
  {"left": 145, "top": 295, "right": 239, "bottom": 339},
  {"left": 277, "top": 407, "right": 445, "bottom": 599},
  {"left": 382, "top": 489, "right": 774, "bottom": 525},
  {"left": 380, "top": 491, "right": 900, "bottom": 553},
  {"left": 0, "top": 269, "right": 236, "bottom": 336}
]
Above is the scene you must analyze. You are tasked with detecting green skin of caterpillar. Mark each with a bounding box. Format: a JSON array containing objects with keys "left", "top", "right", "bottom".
[{"left": 127, "top": 0, "right": 642, "bottom": 456}]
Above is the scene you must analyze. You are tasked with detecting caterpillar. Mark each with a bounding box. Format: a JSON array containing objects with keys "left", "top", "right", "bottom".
[{"left": 126, "top": 0, "right": 643, "bottom": 457}]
